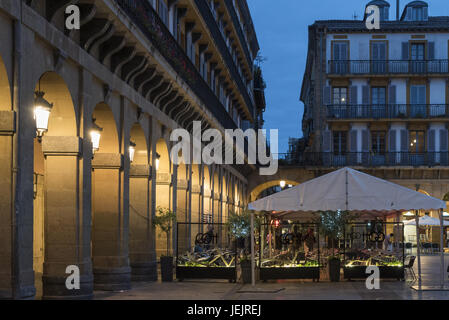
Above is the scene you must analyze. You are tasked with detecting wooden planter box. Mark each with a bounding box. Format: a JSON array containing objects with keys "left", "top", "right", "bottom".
[
  {"left": 260, "top": 267, "right": 320, "bottom": 281},
  {"left": 176, "top": 266, "right": 237, "bottom": 281},
  {"left": 344, "top": 266, "right": 404, "bottom": 280}
]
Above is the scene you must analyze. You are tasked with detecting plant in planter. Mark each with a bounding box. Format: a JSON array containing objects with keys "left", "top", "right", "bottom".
[
  {"left": 320, "top": 210, "right": 352, "bottom": 282},
  {"left": 152, "top": 207, "right": 176, "bottom": 282},
  {"left": 226, "top": 210, "right": 262, "bottom": 284}
]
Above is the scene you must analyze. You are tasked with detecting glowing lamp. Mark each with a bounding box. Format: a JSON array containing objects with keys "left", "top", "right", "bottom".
[
  {"left": 90, "top": 119, "right": 103, "bottom": 154},
  {"left": 34, "top": 91, "right": 53, "bottom": 141},
  {"left": 280, "top": 180, "right": 286, "bottom": 188},
  {"left": 403, "top": 211, "right": 414, "bottom": 217},
  {"left": 129, "top": 141, "right": 136, "bottom": 163},
  {"left": 155, "top": 152, "right": 161, "bottom": 171}
]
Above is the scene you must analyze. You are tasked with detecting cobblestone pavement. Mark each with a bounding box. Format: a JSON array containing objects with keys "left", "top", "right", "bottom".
[{"left": 94, "top": 255, "right": 449, "bottom": 300}]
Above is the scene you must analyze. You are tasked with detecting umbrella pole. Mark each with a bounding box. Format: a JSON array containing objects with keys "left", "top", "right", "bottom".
[
  {"left": 415, "top": 210, "right": 422, "bottom": 288},
  {"left": 440, "top": 209, "right": 445, "bottom": 288},
  {"left": 251, "top": 211, "right": 255, "bottom": 286}
]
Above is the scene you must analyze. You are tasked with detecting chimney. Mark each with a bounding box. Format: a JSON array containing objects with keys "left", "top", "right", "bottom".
[{"left": 396, "top": 0, "right": 400, "bottom": 20}]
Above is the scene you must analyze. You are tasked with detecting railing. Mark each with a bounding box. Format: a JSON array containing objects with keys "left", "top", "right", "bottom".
[
  {"left": 328, "top": 60, "right": 449, "bottom": 75},
  {"left": 115, "top": 0, "right": 237, "bottom": 130},
  {"left": 327, "top": 104, "right": 449, "bottom": 119},
  {"left": 277, "top": 152, "right": 449, "bottom": 167},
  {"left": 194, "top": 0, "right": 255, "bottom": 118}
]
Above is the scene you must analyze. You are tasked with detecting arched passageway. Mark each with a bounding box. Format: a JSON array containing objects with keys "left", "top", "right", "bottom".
[
  {"left": 0, "top": 55, "right": 13, "bottom": 297},
  {"left": 155, "top": 138, "right": 172, "bottom": 257},
  {"left": 32, "top": 72, "right": 92, "bottom": 299},
  {"left": 91, "top": 102, "right": 130, "bottom": 291},
  {"left": 129, "top": 122, "right": 156, "bottom": 281}
]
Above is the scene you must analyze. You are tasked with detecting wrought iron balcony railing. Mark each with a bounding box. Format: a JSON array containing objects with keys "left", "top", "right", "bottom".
[
  {"left": 278, "top": 152, "right": 449, "bottom": 168},
  {"left": 328, "top": 60, "right": 449, "bottom": 75},
  {"left": 327, "top": 104, "right": 449, "bottom": 120},
  {"left": 116, "top": 0, "right": 237, "bottom": 129}
]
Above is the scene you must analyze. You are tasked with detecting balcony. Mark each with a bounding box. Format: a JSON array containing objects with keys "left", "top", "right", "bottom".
[
  {"left": 278, "top": 152, "right": 449, "bottom": 168},
  {"left": 327, "top": 104, "right": 449, "bottom": 120},
  {"left": 328, "top": 60, "right": 449, "bottom": 76},
  {"left": 115, "top": 0, "right": 237, "bottom": 130}
]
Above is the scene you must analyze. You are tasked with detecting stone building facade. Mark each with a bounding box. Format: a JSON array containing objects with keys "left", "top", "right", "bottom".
[{"left": 0, "top": 0, "right": 264, "bottom": 299}]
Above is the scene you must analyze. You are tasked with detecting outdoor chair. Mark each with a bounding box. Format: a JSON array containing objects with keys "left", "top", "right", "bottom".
[
  {"left": 405, "top": 243, "right": 413, "bottom": 255},
  {"left": 404, "top": 256, "right": 416, "bottom": 283},
  {"left": 421, "top": 243, "right": 432, "bottom": 254},
  {"left": 432, "top": 243, "right": 439, "bottom": 254}
]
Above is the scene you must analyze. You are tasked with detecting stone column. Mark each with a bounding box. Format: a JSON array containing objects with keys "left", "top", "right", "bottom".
[
  {"left": 91, "top": 153, "right": 131, "bottom": 291},
  {"left": 176, "top": 172, "right": 189, "bottom": 256},
  {"left": 129, "top": 164, "right": 157, "bottom": 281},
  {"left": 41, "top": 136, "right": 93, "bottom": 299},
  {"left": 0, "top": 110, "right": 16, "bottom": 298}
]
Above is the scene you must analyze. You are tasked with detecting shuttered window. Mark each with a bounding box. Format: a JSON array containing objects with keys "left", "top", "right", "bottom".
[
  {"left": 372, "top": 131, "right": 386, "bottom": 154},
  {"left": 409, "top": 131, "right": 425, "bottom": 153},
  {"left": 333, "top": 131, "right": 347, "bottom": 155}
]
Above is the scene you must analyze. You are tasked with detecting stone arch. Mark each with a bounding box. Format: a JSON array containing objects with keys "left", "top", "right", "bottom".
[
  {"left": 129, "top": 122, "right": 156, "bottom": 281},
  {"left": 249, "top": 179, "right": 300, "bottom": 202},
  {"left": 0, "top": 54, "right": 13, "bottom": 297},
  {"left": 0, "top": 55, "right": 11, "bottom": 110},
  {"left": 32, "top": 71, "right": 91, "bottom": 299},
  {"left": 155, "top": 138, "right": 172, "bottom": 257},
  {"left": 91, "top": 102, "right": 130, "bottom": 291}
]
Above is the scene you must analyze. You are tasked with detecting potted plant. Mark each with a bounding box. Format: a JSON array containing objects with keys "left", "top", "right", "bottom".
[
  {"left": 226, "top": 210, "right": 261, "bottom": 283},
  {"left": 320, "top": 210, "right": 352, "bottom": 282},
  {"left": 153, "top": 207, "right": 176, "bottom": 282}
]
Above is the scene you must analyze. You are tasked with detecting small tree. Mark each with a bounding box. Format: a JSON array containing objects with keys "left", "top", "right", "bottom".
[
  {"left": 226, "top": 210, "right": 262, "bottom": 261},
  {"left": 153, "top": 207, "right": 176, "bottom": 257},
  {"left": 320, "top": 210, "right": 352, "bottom": 257}
]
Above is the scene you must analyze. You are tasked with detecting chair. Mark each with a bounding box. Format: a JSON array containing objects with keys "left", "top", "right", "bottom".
[
  {"left": 404, "top": 256, "right": 416, "bottom": 282},
  {"left": 405, "top": 242, "right": 412, "bottom": 255},
  {"left": 422, "top": 243, "right": 431, "bottom": 254},
  {"left": 432, "top": 243, "right": 440, "bottom": 254}
]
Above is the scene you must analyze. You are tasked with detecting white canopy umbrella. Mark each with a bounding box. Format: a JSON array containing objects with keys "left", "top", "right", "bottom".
[
  {"left": 404, "top": 215, "right": 449, "bottom": 226},
  {"left": 248, "top": 167, "right": 447, "bottom": 288}
]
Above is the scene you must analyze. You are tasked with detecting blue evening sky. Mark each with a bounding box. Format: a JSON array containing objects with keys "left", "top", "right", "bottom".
[{"left": 247, "top": 0, "right": 449, "bottom": 153}]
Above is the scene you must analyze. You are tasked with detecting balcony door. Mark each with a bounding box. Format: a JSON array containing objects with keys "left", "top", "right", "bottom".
[
  {"left": 410, "top": 85, "right": 426, "bottom": 118},
  {"left": 371, "top": 87, "right": 386, "bottom": 118},
  {"left": 333, "top": 131, "right": 347, "bottom": 166},
  {"left": 409, "top": 130, "right": 425, "bottom": 165},
  {"left": 332, "top": 42, "right": 349, "bottom": 74},
  {"left": 332, "top": 87, "right": 347, "bottom": 118},
  {"left": 371, "top": 42, "right": 387, "bottom": 74},
  {"left": 411, "top": 43, "right": 425, "bottom": 73},
  {"left": 371, "top": 131, "right": 386, "bottom": 165}
]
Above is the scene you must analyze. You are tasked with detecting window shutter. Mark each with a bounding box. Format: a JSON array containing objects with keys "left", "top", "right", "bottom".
[
  {"left": 389, "top": 130, "right": 397, "bottom": 152},
  {"left": 323, "top": 86, "right": 331, "bottom": 105},
  {"left": 350, "top": 130, "right": 357, "bottom": 152},
  {"left": 428, "top": 42, "right": 435, "bottom": 60},
  {"left": 400, "top": 129, "right": 408, "bottom": 152},
  {"left": 388, "top": 85, "right": 397, "bottom": 104},
  {"left": 362, "top": 86, "right": 370, "bottom": 105},
  {"left": 349, "top": 86, "right": 358, "bottom": 105},
  {"left": 423, "top": 7, "right": 428, "bottom": 21},
  {"left": 362, "top": 130, "right": 369, "bottom": 152},
  {"left": 440, "top": 129, "right": 448, "bottom": 152},
  {"left": 428, "top": 129, "right": 436, "bottom": 152},
  {"left": 379, "top": 42, "right": 386, "bottom": 61},
  {"left": 323, "top": 131, "right": 332, "bottom": 152},
  {"left": 402, "top": 42, "right": 409, "bottom": 60}
]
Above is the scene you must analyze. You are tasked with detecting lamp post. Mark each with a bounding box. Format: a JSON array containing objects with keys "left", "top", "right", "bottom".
[
  {"left": 129, "top": 141, "right": 136, "bottom": 163},
  {"left": 34, "top": 91, "right": 53, "bottom": 142},
  {"left": 90, "top": 119, "right": 103, "bottom": 155}
]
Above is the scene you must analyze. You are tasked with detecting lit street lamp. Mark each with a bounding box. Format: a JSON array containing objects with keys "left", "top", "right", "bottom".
[
  {"left": 155, "top": 152, "right": 161, "bottom": 171},
  {"left": 90, "top": 119, "right": 103, "bottom": 155},
  {"left": 34, "top": 91, "right": 53, "bottom": 142},
  {"left": 280, "top": 180, "right": 286, "bottom": 189},
  {"left": 129, "top": 141, "right": 136, "bottom": 163}
]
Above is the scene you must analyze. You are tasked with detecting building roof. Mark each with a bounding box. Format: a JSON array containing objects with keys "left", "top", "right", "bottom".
[
  {"left": 311, "top": 16, "right": 449, "bottom": 32},
  {"left": 366, "top": 0, "right": 390, "bottom": 8}
]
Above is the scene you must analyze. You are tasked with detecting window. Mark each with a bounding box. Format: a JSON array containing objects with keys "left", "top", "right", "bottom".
[
  {"left": 333, "top": 87, "right": 347, "bottom": 105},
  {"left": 371, "top": 42, "right": 387, "bottom": 73},
  {"left": 412, "top": 7, "right": 424, "bottom": 21},
  {"left": 371, "top": 87, "right": 386, "bottom": 118},
  {"left": 410, "top": 85, "right": 426, "bottom": 117},
  {"left": 409, "top": 131, "right": 425, "bottom": 153},
  {"left": 332, "top": 42, "right": 349, "bottom": 74},
  {"left": 333, "top": 131, "right": 347, "bottom": 155},
  {"left": 158, "top": 0, "right": 169, "bottom": 26},
  {"left": 371, "top": 131, "right": 386, "bottom": 154},
  {"left": 411, "top": 43, "right": 425, "bottom": 61}
]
